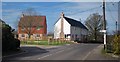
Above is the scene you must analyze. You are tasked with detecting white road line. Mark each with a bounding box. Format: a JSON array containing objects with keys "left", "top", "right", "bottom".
[
  {"left": 38, "top": 54, "right": 52, "bottom": 59},
  {"left": 38, "top": 44, "right": 80, "bottom": 60},
  {"left": 38, "top": 49, "right": 66, "bottom": 59},
  {"left": 55, "top": 50, "right": 64, "bottom": 53},
  {"left": 82, "top": 50, "right": 92, "bottom": 60},
  {"left": 82, "top": 45, "right": 102, "bottom": 60}
]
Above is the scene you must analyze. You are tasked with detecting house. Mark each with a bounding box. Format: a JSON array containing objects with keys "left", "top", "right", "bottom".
[
  {"left": 54, "top": 12, "right": 88, "bottom": 41},
  {"left": 18, "top": 14, "right": 47, "bottom": 41}
]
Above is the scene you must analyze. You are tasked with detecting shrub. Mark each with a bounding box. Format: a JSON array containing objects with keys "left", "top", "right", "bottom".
[
  {"left": 10, "top": 39, "right": 20, "bottom": 50},
  {"left": 2, "top": 21, "right": 20, "bottom": 52},
  {"left": 113, "top": 35, "right": 120, "bottom": 55}
]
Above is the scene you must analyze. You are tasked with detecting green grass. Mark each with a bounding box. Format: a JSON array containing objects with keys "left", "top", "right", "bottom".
[{"left": 20, "top": 40, "right": 73, "bottom": 46}]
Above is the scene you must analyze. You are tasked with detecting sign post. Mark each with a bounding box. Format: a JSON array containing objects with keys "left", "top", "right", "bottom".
[{"left": 100, "top": 30, "right": 106, "bottom": 50}]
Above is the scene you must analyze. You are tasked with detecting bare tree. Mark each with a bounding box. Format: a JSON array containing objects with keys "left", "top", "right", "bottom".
[
  {"left": 18, "top": 8, "right": 42, "bottom": 39},
  {"left": 22, "top": 8, "right": 38, "bottom": 16},
  {"left": 85, "top": 13, "right": 104, "bottom": 41}
]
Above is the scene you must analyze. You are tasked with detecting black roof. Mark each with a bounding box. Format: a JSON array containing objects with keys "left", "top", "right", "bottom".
[{"left": 64, "top": 17, "right": 87, "bottom": 29}]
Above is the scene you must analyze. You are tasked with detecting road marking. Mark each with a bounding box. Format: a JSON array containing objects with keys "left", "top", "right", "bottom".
[
  {"left": 82, "top": 44, "right": 102, "bottom": 60},
  {"left": 38, "top": 44, "right": 81, "bottom": 60},
  {"left": 38, "top": 54, "right": 53, "bottom": 59},
  {"left": 38, "top": 55, "right": 49, "bottom": 59},
  {"left": 38, "top": 49, "right": 66, "bottom": 59},
  {"left": 82, "top": 50, "right": 92, "bottom": 60},
  {"left": 55, "top": 50, "right": 64, "bottom": 53}
]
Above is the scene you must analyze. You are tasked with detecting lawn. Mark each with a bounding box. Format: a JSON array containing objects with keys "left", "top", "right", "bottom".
[{"left": 20, "top": 40, "right": 74, "bottom": 46}]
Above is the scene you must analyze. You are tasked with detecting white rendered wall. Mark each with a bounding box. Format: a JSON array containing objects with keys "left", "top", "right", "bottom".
[
  {"left": 54, "top": 18, "right": 71, "bottom": 39},
  {"left": 54, "top": 17, "right": 88, "bottom": 40},
  {"left": 63, "top": 18, "right": 71, "bottom": 38},
  {"left": 54, "top": 18, "right": 61, "bottom": 39}
]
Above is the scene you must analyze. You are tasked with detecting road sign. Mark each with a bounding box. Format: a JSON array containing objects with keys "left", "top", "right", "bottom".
[{"left": 99, "top": 30, "right": 106, "bottom": 33}]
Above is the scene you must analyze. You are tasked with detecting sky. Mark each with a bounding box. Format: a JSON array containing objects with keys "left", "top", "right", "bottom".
[
  {"left": 1, "top": 2, "right": 119, "bottom": 34},
  {"left": 2, "top": 0, "right": 120, "bottom": 2}
]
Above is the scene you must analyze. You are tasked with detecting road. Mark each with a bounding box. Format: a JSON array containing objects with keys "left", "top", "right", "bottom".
[{"left": 2, "top": 44, "right": 119, "bottom": 62}]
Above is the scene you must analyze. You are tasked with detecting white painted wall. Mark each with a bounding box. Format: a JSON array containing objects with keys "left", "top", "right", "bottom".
[
  {"left": 54, "top": 17, "right": 88, "bottom": 41},
  {"left": 54, "top": 18, "right": 71, "bottom": 39},
  {"left": 63, "top": 18, "right": 71, "bottom": 38},
  {"left": 54, "top": 18, "right": 61, "bottom": 39}
]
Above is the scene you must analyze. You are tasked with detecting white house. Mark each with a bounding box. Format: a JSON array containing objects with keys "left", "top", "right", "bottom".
[{"left": 54, "top": 12, "right": 88, "bottom": 41}]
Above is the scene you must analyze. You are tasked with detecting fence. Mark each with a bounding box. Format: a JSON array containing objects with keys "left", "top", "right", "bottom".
[{"left": 20, "top": 38, "right": 75, "bottom": 45}]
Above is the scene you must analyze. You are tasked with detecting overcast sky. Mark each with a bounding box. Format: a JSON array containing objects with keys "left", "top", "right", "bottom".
[{"left": 2, "top": 2, "right": 118, "bottom": 34}]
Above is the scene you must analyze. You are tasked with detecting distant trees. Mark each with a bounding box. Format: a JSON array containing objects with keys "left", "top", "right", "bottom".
[
  {"left": 1, "top": 19, "right": 20, "bottom": 51},
  {"left": 85, "top": 13, "right": 103, "bottom": 41}
]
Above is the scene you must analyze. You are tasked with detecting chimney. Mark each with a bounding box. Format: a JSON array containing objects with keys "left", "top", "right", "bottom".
[
  {"left": 61, "top": 12, "right": 64, "bottom": 18},
  {"left": 21, "top": 13, "right": 24, "bottom": 18},
  {"left": 60, "top": 12, "right": 65, "bottom": 38}
]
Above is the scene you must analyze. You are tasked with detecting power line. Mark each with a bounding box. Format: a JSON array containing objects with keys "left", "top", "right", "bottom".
[
  {"left": 106, "top": 5, "right": 117, "bottom": 22},
  {"left": 106, "top": 3, "right": 118, "bottom": 33},
  {"left": 66, "top": 5, "right": 102, "bottom": 15}
]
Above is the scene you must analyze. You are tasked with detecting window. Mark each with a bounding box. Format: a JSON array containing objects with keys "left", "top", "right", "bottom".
[
  {"left": 37, "top": 34, "right": 40, "bottom": 37},
  {"left": 21, "top": 34, "right": 25, "bottom": 37},
  {"left": 65, "top": 34, "right": 67, "bottom": 38},
  {"left": 36, "top": 26, "right": 40, "bottom": 30},
  {"left": 75, "top": 34, "right": 77, "bottom": 38},
  {"left": 36, "top": 26, "right": 43, "bottom": 30}
]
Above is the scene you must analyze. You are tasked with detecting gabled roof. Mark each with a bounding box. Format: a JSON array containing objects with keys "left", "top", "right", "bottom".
[
  {"left": 0, "top": 19, "right": 5, "bottom": 24},
  {"left": 64, "top": 17, "right": 88, "bottom": 29},
  {"left": 18, "top": 16, "right": 46, "bottom": 27}
]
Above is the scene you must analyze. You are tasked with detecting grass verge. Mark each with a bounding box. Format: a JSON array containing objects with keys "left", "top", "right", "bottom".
[
  {"left": 101, "top": 48, "right": 120, "bottom": 58},
  {"left": 20, "top": 40, "right": 74, "bottom": 46}
]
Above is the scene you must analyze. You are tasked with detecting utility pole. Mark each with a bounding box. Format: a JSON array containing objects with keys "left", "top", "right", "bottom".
[
  {"left": 116, "top": 21, "right": 118, "bottom": 35},
  {"left": 103, "top": 0, "right": 107, "bottom": 50}
]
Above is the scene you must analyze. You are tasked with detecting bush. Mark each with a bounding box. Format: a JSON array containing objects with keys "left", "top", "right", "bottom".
[
  {"left": 113, "top": 35, "right": 120, "bottom": 55},
  {"left": 2, "top": 21, "right": 20, "bottom": 52},
  {"left": 10, "top": 39, "right": 20, "bottom": 50},
  {"left": 106, "top": 43, "right": 113, "bottom": 53}
]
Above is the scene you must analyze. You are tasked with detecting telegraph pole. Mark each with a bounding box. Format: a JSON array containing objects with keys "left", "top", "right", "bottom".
[
  {"left": 103, "top": 0, "right": 107, "bottom": 50},
  {"left": 116, "top": 21, "right": 118, "bottom": 35}
]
